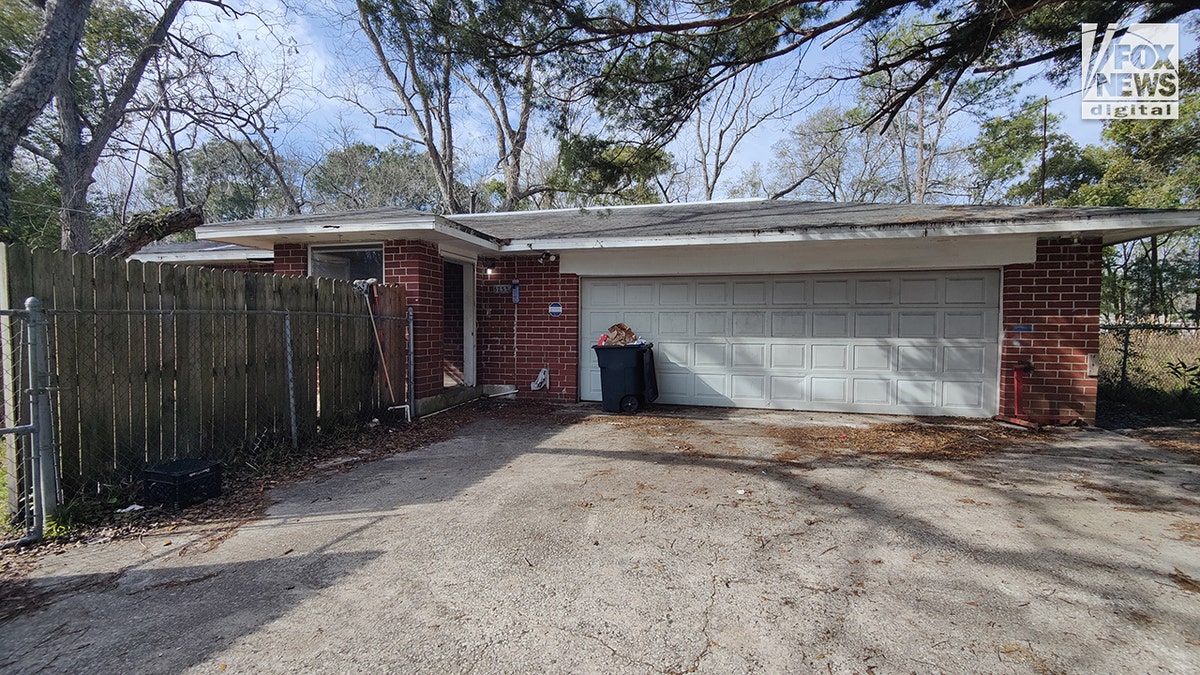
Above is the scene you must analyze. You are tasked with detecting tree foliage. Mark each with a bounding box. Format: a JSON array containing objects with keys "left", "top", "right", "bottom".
[
  {"left": 546, "top": 134, "right": 672, "bottom": 206},
  {"left": 460, "top": 1, "right": 1195, "bottom": 142},
  {"left": 145, "top": 138, "right": 283, "bottom": 222},
  {"left": 309, "top": 142, "right": 443, "bottom": 212}
]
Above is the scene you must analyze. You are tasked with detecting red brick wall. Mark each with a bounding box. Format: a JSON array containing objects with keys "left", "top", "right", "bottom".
[
  {"left": 1000, "top": 237, "right": 1103, "bottom": 424},
  {"left": 383, "top": 240, "right": 443, "bottom": 399},
  {"left": 273, "top": 243, "right": 308, "bottom": 276},
  {"left": 476, "top": 257, "right": 578, "bottom": 401}
]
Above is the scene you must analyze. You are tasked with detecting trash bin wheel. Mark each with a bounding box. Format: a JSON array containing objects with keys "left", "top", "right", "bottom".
[{"left": 620, "top": 395, "right": 640, "bottom": 414}]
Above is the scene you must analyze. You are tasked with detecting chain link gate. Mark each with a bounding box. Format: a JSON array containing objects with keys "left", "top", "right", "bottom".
[{"left": 1, "top": 299, "right": 58, "bottom": 547}]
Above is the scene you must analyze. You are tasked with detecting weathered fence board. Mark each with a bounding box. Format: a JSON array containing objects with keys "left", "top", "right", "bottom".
[
  {"left": 142, "top": 262, "right": 164, "bottom": 468},
  {"left": 0, "top": 245, "right": 410, "bottom": 494},
  {"left": 50, "top": 252, "right": 81, "bottom": 487}
]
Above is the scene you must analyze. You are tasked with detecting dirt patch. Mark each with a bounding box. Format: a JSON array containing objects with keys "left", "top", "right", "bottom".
[
  {"left": 583, "top": 414, "right": 1049, "bottom": 465},
  {"left": 1116, "top": 426, "right": 1200, "bottom": 459},
  {"left": 763, "top": 420, "right": 1047, "bottom": 462}
]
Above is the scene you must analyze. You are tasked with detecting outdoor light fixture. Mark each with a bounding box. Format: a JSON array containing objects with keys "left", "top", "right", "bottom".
[{"left": 537, "top": 251, "right": 558, "bottom": 264}]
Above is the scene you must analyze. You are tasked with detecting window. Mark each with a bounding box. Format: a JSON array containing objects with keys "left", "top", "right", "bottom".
[{"left": 309, "top": 245, "right": 383, "bottom": 282}]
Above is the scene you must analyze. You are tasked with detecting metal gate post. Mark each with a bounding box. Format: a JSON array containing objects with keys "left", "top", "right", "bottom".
[
  {"left": 25, "top": 297, "right": 57, "bottom": 533},
  {"left": 406, "top": 306, "right": 416, "bottom": 419}
]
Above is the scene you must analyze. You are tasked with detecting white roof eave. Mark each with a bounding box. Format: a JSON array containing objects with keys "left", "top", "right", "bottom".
[
  {"left": 502, "top": 214, "right": 1200, "bottom": 251},
  {"left": 196, "top": 216, "right": 503, "bottom": 253}
]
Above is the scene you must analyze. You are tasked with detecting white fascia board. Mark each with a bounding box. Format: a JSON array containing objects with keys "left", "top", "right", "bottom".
[
  {"left": 196, "top": 215, "right": 437, "bottom": 241},
  {"left": 430, "top": 217, "right": 502, "bottom": 251},
  {"left": 196, "top": 215, "right": 502, "bottom": 253},
  {"left": 130, "top": 249, "right": 273, "bottom": 264},
  {"left": 504, "top": 213, "right": 1200, "bottom": 251}
]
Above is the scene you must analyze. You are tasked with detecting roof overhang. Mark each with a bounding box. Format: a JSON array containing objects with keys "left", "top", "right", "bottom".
[
  {"left": 503, "top": 213, "right": 1199, "bottom": 251},
  {"left": 130, "top": 246, "right": 275, "bottom": 265},
  {"left": 195, "top": 213, "right": 502, "bottom": 254},
  {"left": 188, "top": 203, "right": 1199, "bottom": 263}
]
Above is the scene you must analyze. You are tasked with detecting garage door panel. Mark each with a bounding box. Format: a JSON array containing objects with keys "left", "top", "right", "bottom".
[
  {"left": 811, "top": 377, "right": 848, "bottom": 402},
  {"left": 696, "top": 282, "right": 728, "bottom": 305},
  {"left": 588, "top": 311, "right": 622, "bottom": 335},
  {"left": 659, "top": 312, "right": 689, "bottom": 334},
  {"left": 732, "top": 343, "right": 766, "bottom": 368},
  {"left": 770, "top": 375, "right": 807, "bottom": 402},
  {"left": 770, "top": 344, "right": 806, "bottom": 368},
  {"left": 813, "top": 313, "right": 849, "bottom": 337},
  {"left": 811, "top": 345, "right": 848, "bottom": 370},
  {"left": 813, "top": 280, "right": 850, "bottom": 304},
  {"left": 580, "top": 271, "right": 999, "bottom": 416},
  {"left": 945, "top": 312, "right": 987, "bottom": 338},
  {"left": 898, "top": 313, "right": 938, "bottom": 338},
  {"left": 772, "top": 281, "right": 807, "bottom": 304},
  {"left": 655, "top": 342, "right": 690, "bottom": 369},
  {"left": 945, "top": 276, "right": 988, "bottom": 304},
  {"left": 731, "top": 374, "right": 766, "bottom": 399},
  {"left": 855, "top": 279, "right": 893, "bottom": 304},
  {"left": 943, "top": 381, "right": 984, "bottom": 408},
  {"left": 900, "top": 278, "right": 939, "bottom": 304},
  {"left": 944, "top": 346, "right": 986, "bottom": 374},
  {"left": 733, "top": 311, "right": 766, "bottom": 336},
  {"left": 898, "top": 380, "right": 936, "bottom": 406},
  {"left": 694, "top": 373, "right": 728, "bottom": 399},
  {"left": 898, "top": 345, "right": 937, "bottom": 372},
  {"left": 771, "top": 312, "right": 807, "bottom": 337},
  {"left": 588, "top": 283, "right": 622, "bottom": 306},
  {"left": 854, "top": 313, "right": 891, "bottom": 338},
  {"left": 624, "top": 283, "right": 656, "bottom": 305},
  {"left": 694, "top": 343, "right": 727, "bottom": 367},
  {"left": 657, "top": 372, "right": 693, "bottom": 401},
  {"left": 623, "top": 312, "right": 655, "bottom": 333},
  {"left": 853, "top": 345, "right": 891, "bottom": 371},
  {"left": 696, "top": 312, "right": 727, "bottom": 334},
  {"left": 734, "top": 282, "right": 766, "bottom": 305},
  {"left": 660, "top": 283, "right": 689, "bottom": 304},
  {"left": 853, "top": 378, "right": 890, "bottom": 404}
]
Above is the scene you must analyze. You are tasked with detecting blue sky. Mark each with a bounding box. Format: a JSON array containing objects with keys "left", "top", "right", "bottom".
[{"left": 202, "top": 4, "right": 1197, "bottom": 200}]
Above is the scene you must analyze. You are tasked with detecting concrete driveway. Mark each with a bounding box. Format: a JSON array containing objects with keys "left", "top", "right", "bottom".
[{"left": 3, "top": 402, "right": 1199, "bottom": 673}]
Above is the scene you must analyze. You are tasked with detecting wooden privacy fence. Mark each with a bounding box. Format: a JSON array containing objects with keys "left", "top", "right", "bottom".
[{"left": 0, "top": 244, "right": 407, "bottom": 497}]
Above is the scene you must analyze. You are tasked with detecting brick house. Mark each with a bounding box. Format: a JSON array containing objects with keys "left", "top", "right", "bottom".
[{"left": 146, "top": 200, "right": 1199, "bottom": 424}]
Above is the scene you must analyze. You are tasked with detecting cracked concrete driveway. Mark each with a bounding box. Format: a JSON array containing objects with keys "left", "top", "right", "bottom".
[{"left": 3, "top": 401, "right": 1199, "bottom": 674}]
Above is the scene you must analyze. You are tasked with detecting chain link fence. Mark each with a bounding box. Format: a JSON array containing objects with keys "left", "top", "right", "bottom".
[
  {"left": 1099, "top": 324, "right": 1200, "bottom": 416},
  {"left": 1, "top": 302, "right": 58, "bottom": 545},
  {"left": 1, "top": 308, "right": 32, "bottom": 539}
]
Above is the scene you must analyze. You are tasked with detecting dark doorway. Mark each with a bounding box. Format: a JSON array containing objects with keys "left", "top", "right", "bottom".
[{"left": 443, "top": 260, "right": 466, "bottom": 388}]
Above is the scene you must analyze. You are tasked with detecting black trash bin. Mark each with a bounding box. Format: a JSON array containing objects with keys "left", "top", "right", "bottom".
[{"left": 593, "top": 343, "right": 659, "bottom": 413}]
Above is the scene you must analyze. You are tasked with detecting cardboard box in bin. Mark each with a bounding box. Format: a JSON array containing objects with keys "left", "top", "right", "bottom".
[
  {"left": 143, "top": 459, "right": 222, "bottom": 509},
  {"left": 605, "top": 322, "right": 637, "bottom": 346}
]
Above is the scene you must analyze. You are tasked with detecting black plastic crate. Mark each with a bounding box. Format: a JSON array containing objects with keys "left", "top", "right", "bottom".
[{"left": 143, "top": 459, "right": 222, "bottom": 509}]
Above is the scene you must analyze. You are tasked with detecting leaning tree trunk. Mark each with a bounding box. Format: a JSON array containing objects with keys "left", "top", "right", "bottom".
[
  {"left": 88, "top": 204, "right": 203, "bottom": 258},
  {"left": 0, "top": 0, "right": 93, "bottom": 231}
]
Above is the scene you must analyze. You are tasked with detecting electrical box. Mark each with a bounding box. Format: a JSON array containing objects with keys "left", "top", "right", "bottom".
[{"left": 1086, "top": 353, "right": 1100, "bottom": 377}]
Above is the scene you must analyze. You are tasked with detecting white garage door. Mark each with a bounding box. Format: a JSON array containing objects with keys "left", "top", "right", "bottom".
[{"left": 580, "top": 271, "right": 1000, "bottom": 416}]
